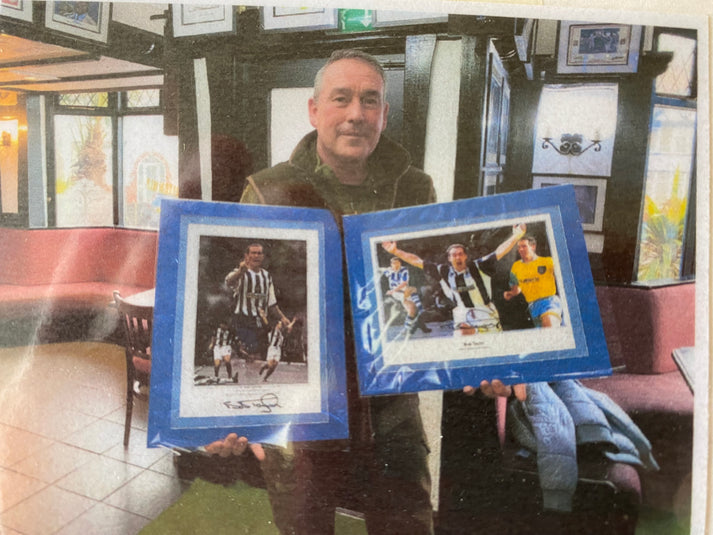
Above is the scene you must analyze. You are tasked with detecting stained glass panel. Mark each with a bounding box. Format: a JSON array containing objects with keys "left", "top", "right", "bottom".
[
  {"left": 58, "top": 92, "right": 109, "bottom": 108},
  {"left": 122, "top": 115, "right": 179, "bottom": 229},
  {"left": 655, "top": 34, "right": 696, "bottom": 98},
  {"left": 636, "top": 105, "right": 696, "bottom": 281},
  {"left": 54, "top": 115, "right": 113, "bottom": 227},
  {"left": 126, "top": 89, "right": 161, "bottom": 109}
]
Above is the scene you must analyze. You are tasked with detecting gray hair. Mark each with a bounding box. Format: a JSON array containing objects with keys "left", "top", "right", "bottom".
[{"left": 313, "top": 49, "right": 386, "bottom": 100}]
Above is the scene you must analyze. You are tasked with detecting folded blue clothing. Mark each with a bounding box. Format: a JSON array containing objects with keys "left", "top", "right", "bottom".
[{"left": 508, "top": 379, "right": 659, "bottom": 513}]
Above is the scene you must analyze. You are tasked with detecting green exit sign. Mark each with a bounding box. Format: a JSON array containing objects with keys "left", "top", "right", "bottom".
[{"left": 339, "top": 9, "right": 374, "bottom": 32}]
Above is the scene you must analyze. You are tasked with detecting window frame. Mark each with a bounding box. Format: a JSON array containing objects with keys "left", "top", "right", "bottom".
[
  {"left": 633, "top": 30, "right": 697, "bottom": 283},
  {"left": 48, "top": 89, "right": 171, "bottom": 229},
  {"left": 652, "top": 27, "right": 697, "bottom": 101}
]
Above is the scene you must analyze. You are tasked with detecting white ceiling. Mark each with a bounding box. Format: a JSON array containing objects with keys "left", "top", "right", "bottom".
[{"left": 0, "top": 33, "right": 163, "bottom": 93}]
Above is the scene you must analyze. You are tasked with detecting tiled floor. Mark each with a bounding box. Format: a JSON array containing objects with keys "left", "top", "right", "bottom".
[{"left": 0, "top": 342, "right": 188, "bottom": 535}]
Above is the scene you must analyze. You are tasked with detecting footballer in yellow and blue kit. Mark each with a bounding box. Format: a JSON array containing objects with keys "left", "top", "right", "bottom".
[{"left": 509, "top": 255, "right": 563, "bottom": 327}]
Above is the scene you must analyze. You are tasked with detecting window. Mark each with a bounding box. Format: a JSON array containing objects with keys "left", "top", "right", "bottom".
[
  {"left": 126, "top": 89, "right": 161, "bottom": 109},
  {"left": 655, "top": 33, "right": 696, "bottom": 98},
  {"left": 54, "top": 115, "right": 113, "bottom": 227},
  {"left": 0, "top": 118, "right": 20, "bottom": 214},
  {"left": 51, "top": 89, "right": 178, "bottom": 229},
  {"left": 58, "top": 92, "right": 109, "bottom": 108},
  {"left": 122, "top": 115, "right": 178, "bottom": 229},
  {"left": 636, "top": 31, "right": 697, "bottom": 282}
]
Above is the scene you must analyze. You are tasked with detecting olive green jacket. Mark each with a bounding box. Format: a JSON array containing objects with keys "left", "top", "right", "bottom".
[
  {"left": 240, "top": 130, "right": 436, "bottom": 215},
  {"left": 240, "top": 130, "right": 435, "bottom": 446}
]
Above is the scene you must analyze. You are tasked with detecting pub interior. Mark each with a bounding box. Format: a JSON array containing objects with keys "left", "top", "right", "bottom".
[{"left": 0, "top": 2, "right": 701, "bottom": 534}]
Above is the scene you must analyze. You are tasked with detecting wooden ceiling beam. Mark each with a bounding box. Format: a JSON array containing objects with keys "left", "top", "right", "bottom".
[
  {"left": 0, "top": 68, "right": 163, "bottom": 88},
  {"left": 0, "top": 53, "right": 98, "bottom": 70}
]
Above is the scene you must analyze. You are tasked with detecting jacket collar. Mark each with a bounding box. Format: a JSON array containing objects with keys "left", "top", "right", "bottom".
[{"left": 288, "top": 130, "right": 413, "bottom": 187}]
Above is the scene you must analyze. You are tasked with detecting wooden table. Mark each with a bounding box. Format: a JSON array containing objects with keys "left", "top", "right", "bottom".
[
  {"left": 672, "top": 346, "right": 695, "bottom": 394},
  {"left": 123, "top": 288, "right": 155, "bottom": 308}
]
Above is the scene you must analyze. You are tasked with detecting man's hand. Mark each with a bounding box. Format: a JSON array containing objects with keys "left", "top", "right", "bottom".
[
  {"left": 234, "top": 260, "right": 247, "bottom": 276},
  {"left": 205, "top": 433, "right": 266, "bottom": 461},
  {"left": 381, "top": 241, "right": 397, "bottom": 254},
  {"left": 463, "top": 379, "right": 527, "bottom": 401},
  {"left": 513, "top": 223, "right": 526, "bottom": 235}
]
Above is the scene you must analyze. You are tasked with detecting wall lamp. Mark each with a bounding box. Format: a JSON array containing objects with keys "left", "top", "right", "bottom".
[{"left": 541, "top": 133, "right": 601, "bottom": 156}]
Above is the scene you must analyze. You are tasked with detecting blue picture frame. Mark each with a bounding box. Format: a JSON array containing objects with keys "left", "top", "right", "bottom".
[
  {"left": 343, "top": 186, "right": 611, "bottom": 396},
  {"left": 148, "top": 199, "right": 348, "bottom": 448}
]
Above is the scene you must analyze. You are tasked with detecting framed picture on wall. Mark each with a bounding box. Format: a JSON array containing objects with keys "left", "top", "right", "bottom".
[
  {"left": 372, "top": 10, "right": 448, "bottom": 27},
  {"left": 499, "top": 83, "right": 511, "bottom": 165},
  {"left": 172, "top": 4, "right": 235, "bottom": 37},
  {"left": 44, "top": 1, "right": 110, "bottom": 43},
  {"left": 1, "top": 0, "right": 33, "bottom": 22},
  {"left": 148, "top": 199, "right": 348, "bottom": 448},
  {"left": 261, "top": 6, "right": 337, "bottom": 32},
  {"left": 484, "top": 43, "right": 505, "bottom": 166},
  {"left": 557, "top": 21, "right": 642, "bottom": 74},
  {"left": 532, "top": 175, "right": 607, "bottom": 232}
]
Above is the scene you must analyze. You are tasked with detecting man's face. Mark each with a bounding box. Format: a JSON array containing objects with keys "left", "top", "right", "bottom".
[
  {"left": 517, "top": 240, "right": 536, "bottom": 262},
  {"left": 390, "top": 258, "right": 401, "bottom": 271},
  {"left": 244, "top": 245, "right": 264, "bottom": 271},
  {"left": 448, "top": 246, "right": 468, "bottom": 272},
  {"left": 308, "top": 58, "right": 388, "bottom": 169}
]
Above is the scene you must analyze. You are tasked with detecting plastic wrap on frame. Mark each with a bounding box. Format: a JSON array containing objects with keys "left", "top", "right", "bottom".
[
  {"left": 344, "top": 186, "right": 611, "bottom": 396},
  {"left": 148, "top": 199, "right": 348, "bottom": 449}
]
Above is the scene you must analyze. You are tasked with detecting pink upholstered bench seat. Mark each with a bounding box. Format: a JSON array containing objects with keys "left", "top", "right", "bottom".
[
  {"left": 595, "top": 282, "right": 695, "bottom": 374},
  {"left": 0, "top": 282, "right": 151, "bottom": 318},
  {"left": 582, "top": 371, "right": 693, "bottom": 417},
  {"left": 584, "top": 282, "right": 695, "bottom": 513},
  {"left": 0, "top": 227, "right": 157, "bottom": 343}
]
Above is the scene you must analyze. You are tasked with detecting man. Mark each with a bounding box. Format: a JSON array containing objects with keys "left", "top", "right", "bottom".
[
  {"left": 225, "top": 243, "right": 290, "bottom": 362},
  {"left": 207, "top": 321, "right": 238, "bottom": 383},
  {"left": 382, "top": 223, "right": 526, "bottom": 333},
  {"left": 504, "top": 235, "right": 563, "bottom": 327},
  {"left": 259, "top": 318, "right": 294, "bottom": 382},
  {"left": 211, "top": 49, "right": 433, "bottom": 535},
  {"left": 207, "top": 49, "right": 521, "bottom": 533},
  {"left": 383, "top": 256, "right": 431, "bottom": 335}
]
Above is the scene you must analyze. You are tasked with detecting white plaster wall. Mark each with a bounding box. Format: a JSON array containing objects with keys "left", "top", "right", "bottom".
[
  {"left": 270, "top": 88, "right": 314, "bottom": 166},
  {"left": 423, "top": 39, "right": 462, "bottom": 203},
  {"left": 112, "top": 2, "right": 167, "bottom": 35}
]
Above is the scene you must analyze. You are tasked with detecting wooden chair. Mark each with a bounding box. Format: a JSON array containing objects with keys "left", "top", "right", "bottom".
[{"left": 113, "top": 290, "right": 153, "bottom": 447}]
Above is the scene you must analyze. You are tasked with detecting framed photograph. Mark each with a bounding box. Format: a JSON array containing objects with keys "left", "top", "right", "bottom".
[
  {"left": 44, "top": 1, "right": 110, "bottom": 43},
  {"left": 499, "top": 83, "right": 511, "bottom": 165},
  {"left": 484, "top": 70, "right": 502, "bottom": 166},
  {"left": 484, "top": 41, "right": 507, "bottom": 167},
  {"left": 558, "top": 21, "right": 642, "bottom": 74},
  {"left": 372, "top": 10, "right": 448, "bottom": 27},
  {"left": 343, "top": 186, "right": 611, "bottom": 396},
  {"left": 532, "top": 175, "right": 607, "bottom": 232},
  {"left": 1, "top": 0, "right": 33, "bottom": 22},
  {"left": 261, "top": 6, "right": 337, "bottom": 32},
  {"left": 172, "top": 4, "right": 234, "bottom": 37},
  {"left": 148, "top": 199, "right": 348, "bottom": 448}
]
